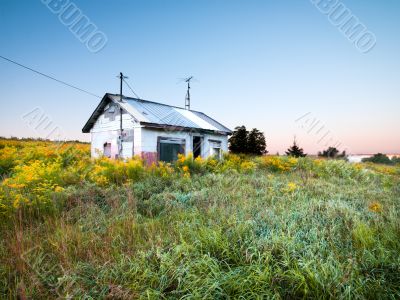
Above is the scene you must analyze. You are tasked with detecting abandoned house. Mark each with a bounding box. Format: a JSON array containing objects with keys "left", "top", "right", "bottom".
[{"left": 82, "top": 93, "right": 232, "bottom": 163}]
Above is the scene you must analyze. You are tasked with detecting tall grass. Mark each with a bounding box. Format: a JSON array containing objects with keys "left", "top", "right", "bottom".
[{"left": 0, "top": 139, "right": 399, "bottom": 298}]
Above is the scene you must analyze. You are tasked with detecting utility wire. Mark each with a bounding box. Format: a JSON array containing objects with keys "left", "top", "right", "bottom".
[
  {"left": 122, "top": 78, "right": 141, "bottom": 99},
  {"left": 0, "top": 55, "right": 101, "bottom": 98}
]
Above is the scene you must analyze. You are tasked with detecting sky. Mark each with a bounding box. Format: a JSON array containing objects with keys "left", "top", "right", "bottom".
[{"left": 0, "top": 0, "right": 399, "bottom": 154}]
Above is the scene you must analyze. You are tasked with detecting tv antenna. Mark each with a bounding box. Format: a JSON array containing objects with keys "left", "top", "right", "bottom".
[{"left": 184, "top": 76, "right": 194, "bottom": 110}]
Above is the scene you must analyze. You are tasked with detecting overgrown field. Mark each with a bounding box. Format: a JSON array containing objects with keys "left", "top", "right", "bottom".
[{"left": 1, "top": 139, "right": 399, "bottom": 299}]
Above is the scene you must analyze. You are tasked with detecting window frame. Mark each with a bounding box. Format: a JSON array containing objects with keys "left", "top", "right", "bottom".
[
  {"left": 208, "top": 139, "right": 222, "bottom": 159},
  {"left": 157, "top": 137, "right": 186, "bottom": 162}
]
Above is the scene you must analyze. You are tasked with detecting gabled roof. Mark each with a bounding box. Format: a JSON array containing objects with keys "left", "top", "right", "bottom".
[{"left": 82, "top": 93, "right": 232, "bottom": 134}]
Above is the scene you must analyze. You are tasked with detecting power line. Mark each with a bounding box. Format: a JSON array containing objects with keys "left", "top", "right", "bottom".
[
  {"left": 0, "top": 55, "right": 101, "bottom": 98},
  {"left": 122, "top": 78, "right": 141, "bottom": 99}
]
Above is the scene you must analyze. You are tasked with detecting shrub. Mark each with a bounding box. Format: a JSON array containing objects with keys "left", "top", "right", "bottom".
[
  {"left": 318, "top": 147, "right": 347, "bottom": 159},
  {"left": 362, "top": 153, "right": 394, "bottom": 165}
]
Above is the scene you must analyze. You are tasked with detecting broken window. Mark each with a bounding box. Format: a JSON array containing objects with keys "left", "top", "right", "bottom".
[
  {"left": 158, "top": 137, "right": 185, "bottom": 162},
  {"left": 108, "top": 105, "right": 115, "bottom": 113}
]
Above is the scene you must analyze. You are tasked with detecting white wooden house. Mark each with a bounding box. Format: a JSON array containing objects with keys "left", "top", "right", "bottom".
[{"left": 82, "top": 93, "right": 231, "bottom": 163}]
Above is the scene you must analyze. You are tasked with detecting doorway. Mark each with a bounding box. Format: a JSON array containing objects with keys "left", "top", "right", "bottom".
[
  {"left": 193, "top": 136, "right": 202, "bottom": 158},
  {"left": 103, "top": 142, "right": 111, "bottom": 158}
]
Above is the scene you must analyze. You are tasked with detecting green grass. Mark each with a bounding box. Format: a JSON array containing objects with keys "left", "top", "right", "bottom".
[{"left": 1, "top": 161, "right": 400, "bottom": 299}]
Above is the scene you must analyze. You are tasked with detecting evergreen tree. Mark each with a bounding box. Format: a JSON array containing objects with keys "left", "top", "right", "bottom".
[
  {"left": 228, "top": 126, "right": 249, "bottom": 154},
  {"left": 285, "top": 138, "right": 306, "bottom": 157},
  {"left": 247, "top": 128, "right": 268, "bottom": 155}
]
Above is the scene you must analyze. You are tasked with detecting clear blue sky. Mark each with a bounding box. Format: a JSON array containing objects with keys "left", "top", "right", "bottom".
[{"left": 1, "top": 0, "right": 399, "bottom": 154}]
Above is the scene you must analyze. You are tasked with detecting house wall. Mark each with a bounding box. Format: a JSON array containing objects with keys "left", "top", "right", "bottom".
[
  {"left": 90, "top": 103, "right": 229, "bottom": 162},
  {"left": 90, "top": 103, "right": 137, "bottom": 159},
  {"left": 140, "top": 127, "right": 228, "bottom": 163}
]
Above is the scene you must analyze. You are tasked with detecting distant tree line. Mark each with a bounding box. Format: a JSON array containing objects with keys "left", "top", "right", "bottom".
[
  {"left": 228, "top": 127, "right": 398, "bottom": 166},
  {"left": 228, "top": 126, "right": 349, "bottom": 159},
  {"left": 0, "top": 136, "right": 89, "bottom": 144}
]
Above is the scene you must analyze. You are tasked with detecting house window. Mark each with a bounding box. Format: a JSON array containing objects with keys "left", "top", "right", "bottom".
[
  {"left": 158, "top": 137, "right": 185, "bottom": 162},
  {"left": 209, "top": 140, "right": 222, "bottom": 159},
  {"left": 211, "top": 147, "right": 221, "bottom": 158},
  {"left": 108, "top": 105, "right": 115, "bottom": 113},
  {"left": 103, "top": 142, "right": 111, "bottom": 158}
]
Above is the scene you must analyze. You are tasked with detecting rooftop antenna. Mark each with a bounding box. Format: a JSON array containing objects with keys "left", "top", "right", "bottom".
[
  {"left": 184, "top": 76, "right": 194, "bottom": 110},
  {"left": 117, "top": 72, "right": 128, "bottom": 102}
]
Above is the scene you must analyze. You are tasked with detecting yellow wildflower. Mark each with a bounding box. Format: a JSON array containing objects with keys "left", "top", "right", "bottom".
[
  {"left": 195, "top": 156, "right": 204, "bottom": 163},
  {"left": 177, "top": 154, "right": 186, "bottom": 164},
  {"left": 54, "top": 186, "right": 64, "bottom": 193},
  {"left": 13, "top": 194, "right": 28, "bottom": 209},
  {"left": 368, "top": 202, "right": 382, "bottom": 213},
  {"left": 207, "top": 158, "right": 217, "bottom": 168},
  {"left": 286, "top": 182, "right": 298, "bottom": 193},
  {"left": 240, "top": 161, "right": 256, "bottom": 172}
]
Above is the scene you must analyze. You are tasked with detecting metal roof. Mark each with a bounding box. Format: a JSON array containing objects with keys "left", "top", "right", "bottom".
[{"left": 82, "top": 93, "right": 232, "bottom": 134}]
